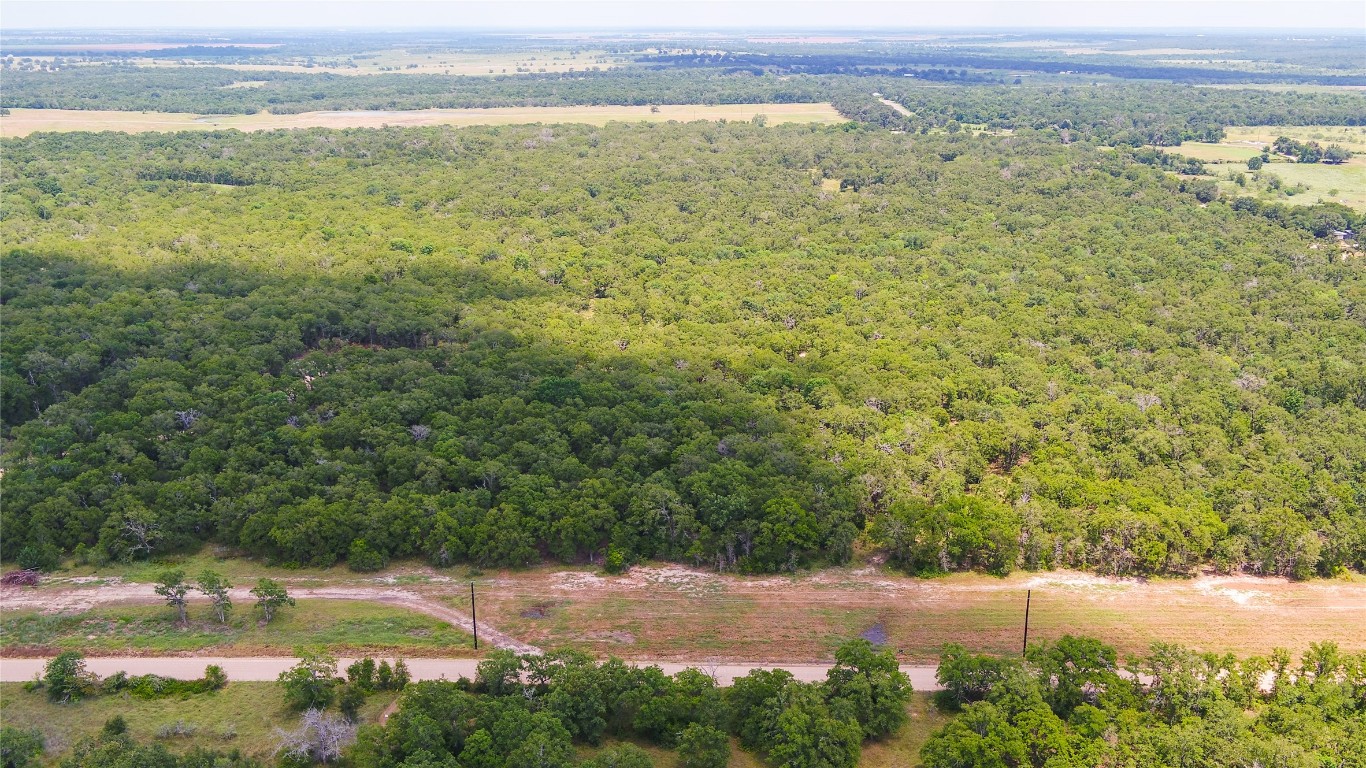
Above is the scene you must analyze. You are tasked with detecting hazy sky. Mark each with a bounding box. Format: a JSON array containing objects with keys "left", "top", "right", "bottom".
[{"left": 4, "top": 0, "right": 1365, "bottom": 31}]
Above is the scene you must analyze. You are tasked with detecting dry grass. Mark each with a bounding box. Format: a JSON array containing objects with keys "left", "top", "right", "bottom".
[
  {"left": 471, "top": 565, "right": 1366, "bottom": 664},
  {"left": 0, "top": 103, "right": 843, "bottom": 137}
]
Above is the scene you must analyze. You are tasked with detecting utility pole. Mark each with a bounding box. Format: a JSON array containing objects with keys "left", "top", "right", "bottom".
[
  {"left": 1022, "top": 589, "right": 1031, "bottom": 657},
  {"left": 471, "top": 581, "right": 478, "bottom": 650}
]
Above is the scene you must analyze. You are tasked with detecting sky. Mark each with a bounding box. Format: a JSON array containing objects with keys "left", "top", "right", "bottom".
[{"left": 3, "top": 0, "right": 1365, "bottom": 31}]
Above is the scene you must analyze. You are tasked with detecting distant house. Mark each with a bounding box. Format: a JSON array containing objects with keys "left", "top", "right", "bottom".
[{"left": 1333, "top": 229, "right": 1357, "bottom": 242}]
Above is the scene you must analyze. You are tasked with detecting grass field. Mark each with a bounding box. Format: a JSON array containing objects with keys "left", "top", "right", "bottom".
[
  {"left": 1223, "top": 125, "right": 1366, "bottom": 151},
  {"left": 1162, "top": 125, "right": 1366, "bottom": 210},
  {"left": 1251, "top": 160, "right": 1366, "bottom": 209},
  {"left": 0, "top": 681, "right": 396, "bottom": 762},
  {"left": 0, "top": 103, "right": 843, "bottom": 137},
  {"left": 0, "top": 599, "right": 475, "bottom": 656}
]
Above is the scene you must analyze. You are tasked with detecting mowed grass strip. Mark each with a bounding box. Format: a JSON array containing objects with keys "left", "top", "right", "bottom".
[
  {"left": 0, "top": 103, "right": 844, "bottom": 137},
  {"left": 0, "top": 599, "right": 475, "bottom": 656},
  {"left": 0, "top": 681, "right": 396, "bottom": 761}
]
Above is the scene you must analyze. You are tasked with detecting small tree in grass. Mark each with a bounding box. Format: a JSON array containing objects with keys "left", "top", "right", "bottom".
[
  {"left": 154, "top": 569, "right": 190, "bottom": 624},
  {"left": 197, "top": 569, "right": 232, "bottom": 624},
  {"left": 251, "top": 578, "right": 295, "bottom": 623}
]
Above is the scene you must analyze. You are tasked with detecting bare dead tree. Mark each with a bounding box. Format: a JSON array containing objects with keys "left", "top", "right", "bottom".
[
  {"left": 1133, "top": 393, "right": 1161, "bottom": 413},
  {"left": 123, "top": 513, "right": 160, "bottom": 557},
  {"left": 275, "top": 709, "right": 356, "bottom": 765}
]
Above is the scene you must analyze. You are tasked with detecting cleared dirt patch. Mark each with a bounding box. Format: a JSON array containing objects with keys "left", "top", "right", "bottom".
[
  {"left": 0, "top": 103, "right": 844, "bottom": 137},
  {"left": 878, "top": 98, "right": 912, "bottom": 116}
]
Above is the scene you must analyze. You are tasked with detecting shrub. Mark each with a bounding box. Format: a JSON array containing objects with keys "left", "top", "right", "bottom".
[
  {"left": 155, "top": 720, "right": 198, "bottom": 739},
  {"left": 0, "top": 727, "right": 44, "bottom": 768}
]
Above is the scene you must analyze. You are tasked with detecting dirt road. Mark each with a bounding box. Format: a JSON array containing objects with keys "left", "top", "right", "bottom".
[{"left": 0, "top": 655, "right": 943, "bottom": 689}]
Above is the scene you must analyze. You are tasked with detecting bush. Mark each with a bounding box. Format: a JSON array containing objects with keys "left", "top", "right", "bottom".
[
  {"left": 677, "top": 723, "right": 730, "bottom": 768},
  {"left": 0, "top": 727, "right": 44, "bottom": 768},
  {"left": 154, "top": 720, "right": 198, "bottom": 739},
  {"left": 43, "top": 651, "right": 98, "bottom": 703},
  {"left": 100, "top": 716, "right": 128, "bottom": 738},
  {"left": 14, "top": 543, "right": 60, "bottom": 572}
]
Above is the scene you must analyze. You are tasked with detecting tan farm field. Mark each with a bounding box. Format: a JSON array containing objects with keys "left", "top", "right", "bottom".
[{"left": 0, "top": 103, "right": 844, "bottom": 137}]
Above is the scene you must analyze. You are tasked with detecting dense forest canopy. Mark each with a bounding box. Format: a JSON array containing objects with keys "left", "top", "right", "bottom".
[{"left": 2, "top": 119, "right": 1363, "bottom": 576}]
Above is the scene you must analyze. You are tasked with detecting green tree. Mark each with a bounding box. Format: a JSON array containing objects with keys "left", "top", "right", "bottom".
[
  {"left": 677, "top": 723, "right": 730, "bottom": 768},
  {"left": 154, "top": 569, "right": 190, "bottom": 624},
  {"left": 921, "top": 702, "right": 1028, "bottom": 768},
  {"left": 935, "top": 643, "right": 1023, "bottom": 708},
  {"left": 250, "top": 578, "right": 294, "bottom": 623},
  {"left": 580, "top": 744, "right": 653, "bottom": 768},
  {"left": 278, "top": 652, "right": 340, "bottom": 711},
  {"left": 1323, "top": 144, "right": 1351, "bottom": 164},
  {"left": 764, "top": 683, "right": 862, "bottom": 768},
  {"left": 196, "top": 569, "right": 232, "bottom": 624},
  {"left": 41, "top": 651, "right": 97, "bottom": 704},
  {"left": 505, "top": 712, "right": 574, "bottom": 768},
  {"left": 824, "top": 638, "right": 912, "bottom": 738}
]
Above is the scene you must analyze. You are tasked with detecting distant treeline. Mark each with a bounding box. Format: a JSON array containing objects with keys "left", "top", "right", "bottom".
[
  {"left": 5, "top": 67, "right": 1361, "bottom": 154},
  {"left": 0, "top": 67, "right": 831, "bottom": 115},
  {"left": 641, "top": 51, "right": 1366, "bottom": 86},
  {"left": 834, "top": 82, "right": 1366, "bottom": 146}
]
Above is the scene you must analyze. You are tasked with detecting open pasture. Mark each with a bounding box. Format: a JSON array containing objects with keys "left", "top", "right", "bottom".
[
  {"left": 0, "top": 681, "right": 396, "bottom": 762},
  {"left": 0, "top": 103, "right": 843, "bottom": 137},
  {"left": 1163, "top": 125, "right": 1366, "bottom": 209},
  {"left": 0, "top": 599, "right": 475, "bottom": 657}
]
